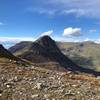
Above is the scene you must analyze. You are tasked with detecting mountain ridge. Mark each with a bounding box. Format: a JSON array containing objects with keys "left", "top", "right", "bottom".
[{"left": 9, "top": 36, "right": 100, "bottom": 76}]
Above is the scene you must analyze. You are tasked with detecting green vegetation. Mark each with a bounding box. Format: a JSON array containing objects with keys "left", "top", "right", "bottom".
[{"left": 57, "top": 41, "right": 100, "bottom": 71}]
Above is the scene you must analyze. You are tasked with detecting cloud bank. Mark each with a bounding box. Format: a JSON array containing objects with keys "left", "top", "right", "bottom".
[
  {"left": 0, "top": 37, "right": 35, "bottom": 43},
  {"left": 31, "top": 0, "right": 100, "bottom": 19}
]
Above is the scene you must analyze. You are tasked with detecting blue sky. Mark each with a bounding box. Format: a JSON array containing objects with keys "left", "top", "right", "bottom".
[{"left": 0, "top": 0, "right": 100, "bottom": 48}]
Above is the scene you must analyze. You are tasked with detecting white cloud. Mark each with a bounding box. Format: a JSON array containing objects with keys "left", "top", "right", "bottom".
[
  {"left": 63, "top": 27, "right": 82, "bottom": 37},
  {"left": 40, "top": 30, "right": 53, "bottom": 36},
  {"left": 31, "top": 0, "right": 100, "bottom": 19}
]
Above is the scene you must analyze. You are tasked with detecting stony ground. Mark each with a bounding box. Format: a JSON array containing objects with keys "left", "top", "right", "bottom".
[{"left": 0, "top": 59, "right": 100, "bottom": 100}]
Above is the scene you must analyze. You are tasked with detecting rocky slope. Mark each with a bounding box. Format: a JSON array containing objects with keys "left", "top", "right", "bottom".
[{"left": 0, "top": 60, "right": 100, "bottom": 100}]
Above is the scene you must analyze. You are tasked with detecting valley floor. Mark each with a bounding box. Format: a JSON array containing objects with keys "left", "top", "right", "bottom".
[{"left": 0, "top": 60, "right": 100, "bottom": 100}]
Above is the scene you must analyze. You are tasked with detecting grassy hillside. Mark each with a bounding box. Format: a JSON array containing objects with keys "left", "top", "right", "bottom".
[{"left": 57, "top": 41, "right": 100, "bottom": 71}]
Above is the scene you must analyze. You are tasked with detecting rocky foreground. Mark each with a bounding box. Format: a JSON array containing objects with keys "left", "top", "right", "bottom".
[{"left": 0, "top": 59, "right": 100, "bottom": 100}]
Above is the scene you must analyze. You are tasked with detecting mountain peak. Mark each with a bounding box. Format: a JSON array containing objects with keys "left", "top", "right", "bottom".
[
  {"left": 36, "top": 35, "right": 54, "bottom": 46},
  {"left": 35, "top": 35, "right": 60, "bottom": 53},
  {"left": 39, "top": 35, "right": 53, "bottom": 41}
]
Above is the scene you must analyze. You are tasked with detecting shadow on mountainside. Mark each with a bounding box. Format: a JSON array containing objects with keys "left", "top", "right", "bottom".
[
  {"left": 53, "top": 51, "right": 100, "bottom": 76},
  {"left": 68, "top": 54, "right": 94, "bottom": 68}
]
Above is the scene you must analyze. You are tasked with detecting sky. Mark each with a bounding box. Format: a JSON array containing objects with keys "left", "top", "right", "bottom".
[{"left": 0, "top": 0, "right": 100, "bottom": 48}]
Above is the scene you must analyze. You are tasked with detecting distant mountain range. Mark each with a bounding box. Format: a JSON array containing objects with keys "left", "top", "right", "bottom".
[{"left": 8, "top": 36, "right": 100, "bottom": 76}]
